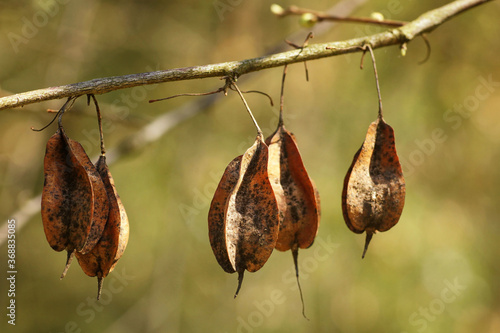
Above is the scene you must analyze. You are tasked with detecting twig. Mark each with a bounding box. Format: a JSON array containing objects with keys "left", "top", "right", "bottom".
[
  {"left": 285, "top": 32, "right": 314, "bottom": 81},
  {"left": 149, "top": 78, "right": 232, "bottom": 103},
  {"left": 148, "top": 80, "right": 274, "bottom": 107},
  {"left": 230, "top": 89, "right": 274, "bottom": 107},
  {"left": 0, "top": 0, "right": 492, "bottom": 111},
  {"left": 273, "top": 4, "right": 407, "bottom": 27},
  {"left": 418, "top": 34, "right": 432, "bottom": 64}
]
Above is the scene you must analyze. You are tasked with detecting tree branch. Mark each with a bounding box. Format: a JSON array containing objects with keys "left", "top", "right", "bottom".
[{"left": 0, "top": 0, "right": 491, "bottom": 111}]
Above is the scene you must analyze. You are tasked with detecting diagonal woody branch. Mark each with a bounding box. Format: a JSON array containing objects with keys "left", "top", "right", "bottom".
[{"left": 0, "top": 0, "right": 492, "bottom": 111}]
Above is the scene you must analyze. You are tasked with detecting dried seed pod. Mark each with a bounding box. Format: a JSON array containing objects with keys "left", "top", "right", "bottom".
[
  {"left": 342, "top": 116, "right": 405, "bottom": 258},
  {"left": 265, "top": 65, "right": 320, "bottom": 318},
  {"left": 41, "top": 124, "right": 109, "bottom": 277},
  {"left": 208, "top": 133, "right": 280, "bottom": 297},
  {"left": 70, "top": 137, "right": 110, "bottom": 256},
  {"left": 266, "top": 120, "right": 320, "bottom": 253},
  {"left": 76, "top": 155, "right": 129, "bottom": 300}
]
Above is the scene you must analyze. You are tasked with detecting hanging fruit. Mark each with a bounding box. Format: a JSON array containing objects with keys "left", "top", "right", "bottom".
[
  {"left": 342, "top": 45, "right": 406, "bottom": 258},
  {"left": 40, "top": 98, "right": 109, "bottom": 277},
  {"left": 208, "top": 80, "right": 280, "bottom": 298},
  {"left": 265, "top": 65, "right": 320, "bottom": 317},
  {"left": 76, "top": 96, "right": 130, "bottom": 300},
  {"left": 76, "top": 153, "right": 129, "bottom": 299}
]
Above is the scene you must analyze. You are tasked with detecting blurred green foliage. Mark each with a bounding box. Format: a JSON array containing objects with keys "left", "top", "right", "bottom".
[{"left": 1, "top": 0, "right": 500, "bottom": 332}]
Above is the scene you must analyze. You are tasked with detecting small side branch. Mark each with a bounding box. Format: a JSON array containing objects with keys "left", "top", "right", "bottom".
[{"left": 272, "top": 4, "right": 406, "bottom": 27}]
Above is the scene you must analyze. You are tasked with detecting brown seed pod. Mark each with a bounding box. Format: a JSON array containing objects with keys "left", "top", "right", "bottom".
[
  {"left": 41, "top": 120, "right": 109, "bottom": 277},
  {"left": 341, "top": 115, "right": 405, "bottom": 258},
  {"left": 266, "top": 126, "right": 320, "bottom": 248},
  {"left": 208, "top": 133, "right": 280, "bottom": 297},
  {"left": 76, "top": 155, "right": 129, "bottom": 300},
  {"left": 265, "top": 65, "right": 320, "bottom": 318},
  {"left": 266, "top": 102, "right": 320, "bottom": 251}
]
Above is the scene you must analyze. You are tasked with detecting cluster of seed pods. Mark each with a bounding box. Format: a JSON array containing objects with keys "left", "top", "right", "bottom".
[
  {"left": 38, "top": 46, "right": 405, "bottom": 312},
  {"left": 208, "top": 46, "right": 406, "bottom": 314},
  {"left": 40, "top": 96, "right": 129, "bottom": 299},
  {"left": 208, "top": 70, "right": 321, "bottom": 317}
]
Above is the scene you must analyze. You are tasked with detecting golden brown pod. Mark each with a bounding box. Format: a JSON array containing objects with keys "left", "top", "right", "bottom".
[
  {"left": 76, "top": 155, "right": 129, "bottom": 300},
  {"left": 208, "top": 133, "right": 280, "bottom": 297},
  {"left": 264, "top": 65, "right": 320, "bottom": 317},
  {"left": 41, "top": 125, "right": 109, "bottom": 277},
  {"left": 342, "top": 116, "right": 405, "bottom": 258},
  {"left": 266, "top": 125, "right": 320, "bottom": 253}
]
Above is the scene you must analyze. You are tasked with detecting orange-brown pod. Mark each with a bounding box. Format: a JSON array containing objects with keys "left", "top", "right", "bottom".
[
  {"left": 342, "top": 45, "right": 406, "bottom": 259},
  {"left": 208, "top": 134, "right": 280, "bottom": 298},
  {"left": 342, "top": 115, "right": 405, "bottom": 258},
  {"left": 76, "top": 155, "right": 129, "bottom": 300},
  {"left": 41, "top": 120, "right": 109, "bottom": 278},
  {"left": 265, "top": 65, "right": 320, "bottom": 317},
  {"left": 266, "top": 122, "right": 320, "bottom": 253}
]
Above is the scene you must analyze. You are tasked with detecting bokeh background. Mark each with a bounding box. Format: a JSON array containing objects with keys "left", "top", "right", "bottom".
[{"left": 1, "top": 0, "right": 500, "bottom": 332}]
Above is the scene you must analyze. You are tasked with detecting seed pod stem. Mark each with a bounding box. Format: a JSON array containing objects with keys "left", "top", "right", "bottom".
[
  {"left": 31, "top": 96, "right": 77, "bottom": 132},
  {"left": 278, "top": 65, "right": 288, "bottom": 127},
  {"left": 361, "top": 44, "right": 383, "bottom": 119},
  {"left": 89, "top": 94, "right": 106, "bottom": 156},
  {"left": 57, "top": 97, "right": 78, "bottom": 129},
  {"left": 230, "top": 79, "right": 262, "bottom": 135},
  {"left": 292, "top": 244, "right": 309, "bottom": 320}
]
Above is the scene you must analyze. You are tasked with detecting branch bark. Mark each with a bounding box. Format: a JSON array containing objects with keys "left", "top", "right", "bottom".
[{"left": 0, "top": 0, "right": 491, "bottom": 111}]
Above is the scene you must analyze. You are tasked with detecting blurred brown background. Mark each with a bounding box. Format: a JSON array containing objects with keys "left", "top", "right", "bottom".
[{"left": 1, "top": 0, "right": 500, "bottom": 332}]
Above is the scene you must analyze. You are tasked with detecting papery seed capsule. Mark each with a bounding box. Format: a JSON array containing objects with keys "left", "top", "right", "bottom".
[
  {"left": 76, "top": 155, "right": 129, "bottom": 300},
  {"left": 342, "top": 116, "right": 405, "bottom": 258},
  {"left": 208, "top": 133, "right": 280, "bottom": 297},
  {"left": 41, "top": 125, "right": 109, "bottom": 277}
]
